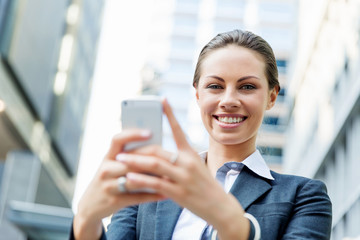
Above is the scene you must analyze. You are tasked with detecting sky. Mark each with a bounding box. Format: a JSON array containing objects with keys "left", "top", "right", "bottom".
[{"left": 72, "top": 0, "right": 154, "bottom": 212}]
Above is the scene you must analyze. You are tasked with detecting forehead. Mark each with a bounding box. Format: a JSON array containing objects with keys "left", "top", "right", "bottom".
[{"left": 200, "top": 45, "right": 266, "bottom": 78}]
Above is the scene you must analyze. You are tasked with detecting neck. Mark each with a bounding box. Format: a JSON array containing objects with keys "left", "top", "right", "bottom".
[{"left": 206, "top": 137, "right": 256, "bottom": 176}]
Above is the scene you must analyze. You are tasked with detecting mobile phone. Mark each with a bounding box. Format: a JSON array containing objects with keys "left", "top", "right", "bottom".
[{"left": 121, "top": 96, "right": 163, "bottom": 152}]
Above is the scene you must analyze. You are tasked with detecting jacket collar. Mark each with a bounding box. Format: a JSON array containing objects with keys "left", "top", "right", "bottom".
[{"left": 230, "top": 166, "right": 272, "bottom": 210}]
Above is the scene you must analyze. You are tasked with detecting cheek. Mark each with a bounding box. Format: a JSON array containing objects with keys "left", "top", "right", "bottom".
[
  {"left": 244, "top": 93, "right": 267, "bottom": 114},
  {"left": 197, "top": 92, "right": 217, "bottom": 112},
  {"left": 199, "top": 101, "right": 214, "bottom": 117}
]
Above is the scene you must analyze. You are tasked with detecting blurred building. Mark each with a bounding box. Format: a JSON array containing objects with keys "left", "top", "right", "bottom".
[
  {"left": 0, "top": 0, "right": 103, "bottom": 239},
  {"left": 141, "top": 0, "right": 296, "bottom": 170},
  {"left": 283, "top": 0, "right": 360, "bottom": 239}
]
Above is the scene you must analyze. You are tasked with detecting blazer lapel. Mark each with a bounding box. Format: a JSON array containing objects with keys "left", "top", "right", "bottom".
[
  {"left": 155, "top": 199, "right": 183, "bottom": 239},
  {"left": 230, "top": 166, "right": 272, "bottom": 210}
]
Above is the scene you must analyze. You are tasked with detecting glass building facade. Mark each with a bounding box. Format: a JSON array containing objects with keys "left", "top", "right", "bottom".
[
  {"left": 284, "top": 0, "right": 360, "bottom": 239},
  {"left": 0, "top": 0, "right": 103, "bottom": 238}
]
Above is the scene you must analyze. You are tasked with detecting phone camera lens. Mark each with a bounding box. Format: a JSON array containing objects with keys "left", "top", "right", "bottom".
[{"left": 123, "top": 101, "right": 127, "bottom": 106}]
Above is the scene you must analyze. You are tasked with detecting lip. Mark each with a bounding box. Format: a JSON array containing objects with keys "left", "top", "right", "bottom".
[
  {"left": 214, "top": 113, "right": 247, "bottom": 118},
  {"left": 213, "top": 114, "right": 247, "bottom": 129}
]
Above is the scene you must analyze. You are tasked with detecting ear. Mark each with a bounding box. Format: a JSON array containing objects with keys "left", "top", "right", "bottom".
[
  {"left": 266, "top": 86, "right": 279, "bottom": 110},
  {"left": 195, "top": 86, "right": 200, "bottom": 103}
]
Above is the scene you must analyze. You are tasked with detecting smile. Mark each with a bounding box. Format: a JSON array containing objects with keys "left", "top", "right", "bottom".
[
  {"left": 218, "top": 116, "right": 244, "bottom": 124},
  {"left": 213, "top": 114, "right": 247, "bottom": 125}
]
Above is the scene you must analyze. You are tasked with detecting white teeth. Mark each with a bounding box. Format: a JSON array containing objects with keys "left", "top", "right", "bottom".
[{"left": 218, "top": 116, "right": 244, "bottom": 123}]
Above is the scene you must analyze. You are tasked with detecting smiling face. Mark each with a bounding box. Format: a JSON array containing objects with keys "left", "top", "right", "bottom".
[{"left": 196, "top": 45, "right": 278, "bottom": 148}]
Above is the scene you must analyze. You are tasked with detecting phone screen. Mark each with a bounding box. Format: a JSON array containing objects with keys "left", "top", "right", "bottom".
[{"left": 121, "top": 97, "right": 162, "bottom": 151}]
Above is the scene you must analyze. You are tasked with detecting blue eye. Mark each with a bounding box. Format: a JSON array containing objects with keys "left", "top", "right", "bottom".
[
  {"left": 241, "top": 85, "right": 255, "bottom": 90},
  {"left": 207, "top": 84, "right": 223, "bottom": 89}
]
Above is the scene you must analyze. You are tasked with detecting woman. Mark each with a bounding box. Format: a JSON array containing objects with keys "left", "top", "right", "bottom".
[{"left": 72, "top": 30, "right": 332, "bottom": 240}]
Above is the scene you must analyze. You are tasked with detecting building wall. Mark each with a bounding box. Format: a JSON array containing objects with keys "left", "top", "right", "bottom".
[
  {"left": 284, "top": 0, "right": 360, "bottom": 239},
  {"left": 0, "top": 0, "right": 103, "bottom": 238}
]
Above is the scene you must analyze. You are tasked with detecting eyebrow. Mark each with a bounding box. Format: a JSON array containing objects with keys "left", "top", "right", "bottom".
[{"left": 205, "top": 75, "right": 260, "bottom": 82}]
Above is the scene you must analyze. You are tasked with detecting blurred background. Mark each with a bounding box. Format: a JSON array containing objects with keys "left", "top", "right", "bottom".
[{"left": 0, "top": 0, "right": 359, "bottom": 239}]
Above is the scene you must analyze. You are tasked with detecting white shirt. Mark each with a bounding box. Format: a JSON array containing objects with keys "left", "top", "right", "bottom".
[{"left": 171, "top": 149, "right": 274, "bottom": 240}]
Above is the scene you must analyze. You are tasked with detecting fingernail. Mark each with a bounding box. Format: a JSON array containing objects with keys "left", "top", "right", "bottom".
[
  {"left": 141, "top": 130, "right": 152, "bottom": 137},
  {"left": 116, "top": 153, "right": 128, "bottom": 162}
]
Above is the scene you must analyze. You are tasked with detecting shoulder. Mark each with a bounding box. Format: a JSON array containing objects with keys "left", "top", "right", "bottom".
[
  {"left": 269, "top": 170, "right": 330, "bottom": 203},
  {"left": 270, "top": 170, "right": 310, "bottom": 182},
  {"left": 254, "top": 172, "right": 332, "bottom": 239},
  {"left": 270, "top": 170, "right": 326, "bottom": 188}
]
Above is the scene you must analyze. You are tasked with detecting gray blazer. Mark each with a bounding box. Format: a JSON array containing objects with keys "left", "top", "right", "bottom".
[{"left": 105, "top": 166, "right": 332, "bottom": 240}]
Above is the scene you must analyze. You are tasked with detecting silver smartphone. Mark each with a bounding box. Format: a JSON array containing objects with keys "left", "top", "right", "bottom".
[{"left": 121, "top": 96, "right": 163, "bottom": 152}]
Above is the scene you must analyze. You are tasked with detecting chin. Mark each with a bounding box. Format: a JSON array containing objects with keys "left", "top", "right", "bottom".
[
  {"left": 221, "top": 140, "right": 246, "bottom": 146},
  {"left": 211, "top": 131, "right": 256, "bottom": 146},
  {"left": 213, "top": 135, "right": 247, "bottom": 146}
]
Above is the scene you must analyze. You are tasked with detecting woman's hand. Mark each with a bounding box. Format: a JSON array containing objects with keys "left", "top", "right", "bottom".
[
  {"left": 117, "top": 99, "right": 250, "bottom": 239},
  {"left": 73, "top": 129, "right": 165, "bottom": 240}
]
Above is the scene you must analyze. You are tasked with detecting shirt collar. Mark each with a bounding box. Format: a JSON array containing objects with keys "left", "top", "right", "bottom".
[
  {"left": 242, "top": 149, "right": 274, "bottom": 180},
  {"left": 199, "top": 149, "right": 274, "bottom": 180}
]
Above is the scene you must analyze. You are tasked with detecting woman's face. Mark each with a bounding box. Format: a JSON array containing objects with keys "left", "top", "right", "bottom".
[{"left": 196, "top": 45, "right": 278, "bottom": 146}]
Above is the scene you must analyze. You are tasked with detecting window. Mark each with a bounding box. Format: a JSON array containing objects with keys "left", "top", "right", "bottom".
[
  {"left": 276, "top": 59, "right": 287, "bottom": 74},
  {"left": 278, "top": 88, "right": 285, "bottom": 97},
  {"left": 258, "top": 146, "right": 283, "bottom": 164},
  {"left": 263, "top": 116, "right": 279, "bottom": 126}
]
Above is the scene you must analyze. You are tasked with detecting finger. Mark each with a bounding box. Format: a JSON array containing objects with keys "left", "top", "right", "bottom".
[
  {"left": 125, "top": 172, "right": 184, "bottom": 199},
  {"left": 126, "top": 172, "right": 172, "bottom": 194},
  {"left": 97, "top": 161, "right": 128, "bottom": 180},
  {"left": 106, "top": 129, "right": 152, "bottom": 160},
  {"left": 109, "top": 174, "right": 160, "bottom": 195},
  {"left": 116, "top": 153, "right": 184, "bottom": 183},
  {"left": 126, "top": 145, "right": 176, "bottom": 164},
  {"left": 162, "top": 98, "right": 190, "bottom": 150},
  {"left": 123, "top": 173, "right": 157, "bottom": 194},
  {"left": 108, "top": 177, "right": 166, "bottom": 202}
]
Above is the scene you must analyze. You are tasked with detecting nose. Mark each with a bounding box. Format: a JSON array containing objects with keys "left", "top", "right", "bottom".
[{"left": 219, "top": 88, "right": 240, "bottom": 110}]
